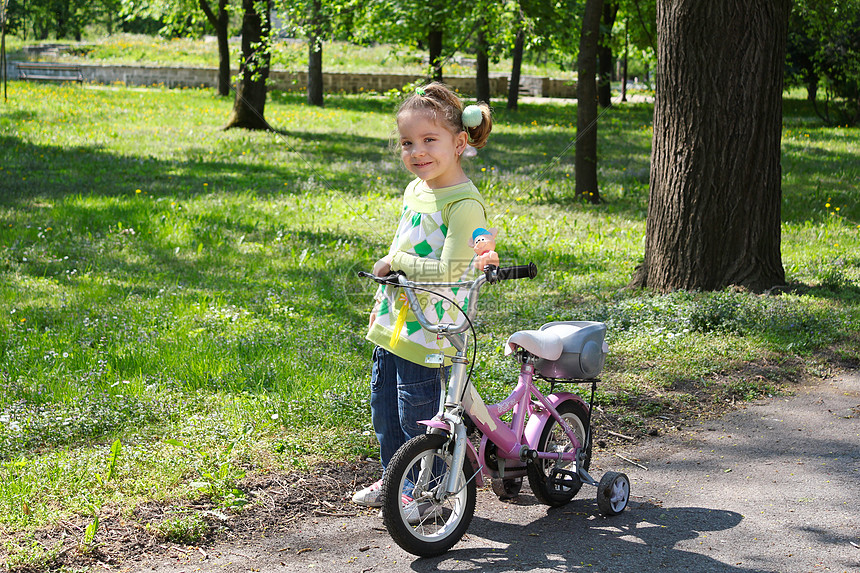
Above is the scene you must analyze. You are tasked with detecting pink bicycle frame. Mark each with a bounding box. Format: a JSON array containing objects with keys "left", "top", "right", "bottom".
[{"left": 419, "top": 360, "right": 589, "bottom": 485}]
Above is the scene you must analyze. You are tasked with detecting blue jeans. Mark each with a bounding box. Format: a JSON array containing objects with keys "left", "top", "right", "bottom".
[{"left": 370, "top": 347, "right": 447, "bottom": 470}]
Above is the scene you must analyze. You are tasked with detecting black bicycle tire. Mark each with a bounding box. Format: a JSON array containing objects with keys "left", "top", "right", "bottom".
[
  {"left": 526, "top": 399, "right": 592, "bottom": 507},
  {"left": 381, "top": 433, "right": 477, "bottom": 557}
]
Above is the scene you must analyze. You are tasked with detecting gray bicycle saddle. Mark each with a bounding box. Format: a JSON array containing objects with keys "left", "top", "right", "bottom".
[{"left": 505, "top": 321, "right": 608, "bottom": 379}]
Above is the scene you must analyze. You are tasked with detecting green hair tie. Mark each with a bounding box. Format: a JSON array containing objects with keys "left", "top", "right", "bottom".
[{"left": 415, "top": 86, "right": 426, "bottom": 96}]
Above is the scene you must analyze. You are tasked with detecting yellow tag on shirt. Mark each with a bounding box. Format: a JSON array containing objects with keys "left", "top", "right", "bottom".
[{"left": 389, "top": 292, "right": 409, "bottom": 348}]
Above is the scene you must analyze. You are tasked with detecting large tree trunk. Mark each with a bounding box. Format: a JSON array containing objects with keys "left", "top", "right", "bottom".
[
  {"left": 429, "top": 28, "right": 443, "bottom": 82},
  {"left": 475, "top": 28, "right": 491, "bottom": 103},
  {"left": 225, "top": 0, "right": 271, "bottom": 130},
  {"left": 598, "top": 2, "right": 618, "bottom": 108},
  {"left": 507, "top": 26, "right": 524, "bottom": 111},
  {"left": 199, "top": 0, "right": 231, "bottom": 97},
  {"left": 575, "top": 0, "right": 604, "bottom": 203},
  {"left": 630, "top": 0, "right": 788, "bottom": 292}
]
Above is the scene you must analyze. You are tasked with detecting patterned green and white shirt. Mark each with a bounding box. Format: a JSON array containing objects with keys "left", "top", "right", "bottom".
[{"left": 366, "top": 178, "right": 488, "bottom": 367}]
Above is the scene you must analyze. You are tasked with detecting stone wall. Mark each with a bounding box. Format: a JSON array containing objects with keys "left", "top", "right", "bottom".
[
  {"left": 6, "top": 61, "right": 575, "bottom": 99},
  {"left": 268, "top": 70, "right": 511, "bottom": 98}
]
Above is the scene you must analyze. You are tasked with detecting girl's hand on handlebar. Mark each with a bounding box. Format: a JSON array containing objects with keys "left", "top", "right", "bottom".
[
  {"left": 476, "top": 250, "right": 500, "bottom": 269},
  {"left": 373, "top": 254, "right": 394, "bottom": 277}
]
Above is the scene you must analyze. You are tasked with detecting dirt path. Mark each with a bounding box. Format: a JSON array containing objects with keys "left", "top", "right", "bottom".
[{"left": 129, "top": 372, "right": 859, "bottom": 573}]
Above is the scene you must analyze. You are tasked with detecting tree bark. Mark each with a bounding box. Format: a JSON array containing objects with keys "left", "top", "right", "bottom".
[
  {"left": 1, "top": 9, "right": 6, "bottom": 102},
  {"left": 507, "top": 26, "right": 525, "bottom": 111},
  {"left": 575, "top": 0, "right": 604, "bottom": 203},
  {"left": 308, "top": 38, "right": 323, "bottom": 106},
  {"left": 429, "top": 28, "right": 443, "bottom": 82},
  {"left": 307, "top": 0, "right": 324, "bottom": 107},
  {"left": 621, "top": 15, "right": 628, "bottom": 102},
  {"left": 598, "top": 2, "right": 618, "bottom": 108},
  {"left": 630, "top": 0, "right": 788, "bottom": 292},
  {"left": 225, "top": 0, "right": 271, "bottom": 130},
  {"left": 475, "top": 27, "right": 491, "bottom": 103},
  {"left": 54, "top": 2, "right": 68, "bottom": 39},
  {"left": 199, "top": 0, "right": 231, "bottom": 97}
]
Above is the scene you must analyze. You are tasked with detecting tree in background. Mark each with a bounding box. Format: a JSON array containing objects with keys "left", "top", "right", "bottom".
[
  {"left": 5, "top": 0, "right": 98, "bottom": 40},
  {"left": 602, "top": 0, "right": 657, "bottom": 93},
  {"left": 506, "top": 18, "right": 525, "bottom": 110},
  {"left": 276, "top": 0, "right": 356, "bottom": 107},
  {"left": 224, "top": 0, "right": 271, "bottom": 130},
  {"left": 786, "top": 0, "right": 860, "bottom": 126},
  {"left": 1, "top": 0, "right": 8, "bottom": 101},
  {"left": 574, "top": 0, "right": 603, "bottom": 203},
  {"left": 459, "top": 1, "right": 523, "bottom": 105},
  {"left": 631, "top": 0, "right": 789, "bottom": 292},
  {"left": 120, "top": 0, "right": 236, "bottom": 97},
  {"left": 198, "top": 0, "right": 233, "bottom": 97},
  {"left": 305, "top": 0, "right": 324, "bottom": 106},
  {"left": 353, "top": 0, "right": 466, "bottom": 83},
  {"left": 505, "top": 0, "right": 582, "bottom": 109},
  {"left": 597, "top": 1, "right": 618, "bottom": 108}
]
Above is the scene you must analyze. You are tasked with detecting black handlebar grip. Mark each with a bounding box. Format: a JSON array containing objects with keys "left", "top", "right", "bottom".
[{"left": 496, "top": 262, "right": 538, "bottom": 281}]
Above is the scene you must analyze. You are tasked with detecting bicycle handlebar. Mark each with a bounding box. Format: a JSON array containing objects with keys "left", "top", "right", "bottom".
[
  {"left": 358, "top": 263, "right": 537, "bottom": 336},
  {"left": 488, "top": 263, "right": 538, "bottom": 283}
]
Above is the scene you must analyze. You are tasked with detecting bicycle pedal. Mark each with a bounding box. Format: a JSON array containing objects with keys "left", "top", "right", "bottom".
[{"left": 549, "top": 468, "right": 581, "bottom": 490}]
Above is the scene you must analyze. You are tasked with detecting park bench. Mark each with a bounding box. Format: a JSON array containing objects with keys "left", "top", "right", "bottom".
[{"left": 16, "top": 62, "right": 84, "bottom": 84}]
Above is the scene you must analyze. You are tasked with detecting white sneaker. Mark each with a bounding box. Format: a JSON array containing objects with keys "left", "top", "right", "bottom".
[
  {"left": 379, "top": 494, "right": 413, "bottom": 519},
  {"left": 351, "top": 479, "right": 383, "bottom": 507},
  {"left": 404, "top": 498, "right": 445, "bottom": 525}
]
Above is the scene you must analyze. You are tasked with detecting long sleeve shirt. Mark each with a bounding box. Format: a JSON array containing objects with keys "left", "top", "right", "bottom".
[{"left": 366, "top": 178, "right": 489, "bottom": 366}]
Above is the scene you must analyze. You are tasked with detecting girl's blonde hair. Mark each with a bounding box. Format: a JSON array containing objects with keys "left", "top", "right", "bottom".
[{"left": 397, "top": 82, "right": 493, "bottom": 149}]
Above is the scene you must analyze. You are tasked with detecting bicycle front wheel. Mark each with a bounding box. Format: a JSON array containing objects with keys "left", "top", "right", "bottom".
[{"left": 381, "top": 433, "right": 477, "bottom": 557}]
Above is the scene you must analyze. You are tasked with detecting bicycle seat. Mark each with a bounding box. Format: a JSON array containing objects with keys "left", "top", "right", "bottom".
[
  {"left": 506, "top": 321, "right": 608, "bottom": 379},
  {"left": 504, "top": 330, "right": 564, "bottom": 360}
]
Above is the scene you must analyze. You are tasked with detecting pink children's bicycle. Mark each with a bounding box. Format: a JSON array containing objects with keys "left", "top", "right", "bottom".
[{"left": 359, "top": 263, "right": 630, "bottom": 557}]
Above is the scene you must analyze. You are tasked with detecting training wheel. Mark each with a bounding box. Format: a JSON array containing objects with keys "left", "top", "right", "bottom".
[{"left": 596, "top": 471, "right": 630, "bottom": 516}]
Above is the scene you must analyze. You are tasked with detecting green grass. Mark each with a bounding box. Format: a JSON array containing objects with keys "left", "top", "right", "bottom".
[
  {"left": 4, "top": 33, "right": 578, "bottom": 78},
  {"left": 0, "top": 80, "right": 858, "bottom": 566}
]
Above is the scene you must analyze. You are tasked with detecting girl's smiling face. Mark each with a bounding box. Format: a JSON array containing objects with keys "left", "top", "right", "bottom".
[{"left": 397, "top": 111, "right": 468, "bottom": 189}]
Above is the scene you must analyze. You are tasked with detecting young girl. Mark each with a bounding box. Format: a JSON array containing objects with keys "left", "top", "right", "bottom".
[{"left": 352, "top": 83, "right": 494, "bottom": 507}]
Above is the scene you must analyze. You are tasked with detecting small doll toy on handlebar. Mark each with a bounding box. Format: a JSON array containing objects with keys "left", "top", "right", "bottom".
[{"left": 470, "top": 227, "right": 500, "bottom": 270}]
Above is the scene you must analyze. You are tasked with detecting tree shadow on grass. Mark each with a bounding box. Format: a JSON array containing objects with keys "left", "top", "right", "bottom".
[{"left": 0, "top": 132, "right": 399, "bottom": 205}]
